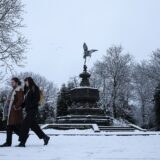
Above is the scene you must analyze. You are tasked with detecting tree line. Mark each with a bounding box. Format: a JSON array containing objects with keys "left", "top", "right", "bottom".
[
  {"left": 90, "top": 46, "right": 160, "bottom": 129},
  {"left": 0, "top": 0, "right": 160, "bottom": 130}
]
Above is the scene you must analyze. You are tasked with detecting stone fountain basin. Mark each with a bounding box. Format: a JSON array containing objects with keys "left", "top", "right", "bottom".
[{"left": 70, "top": 87, "right": 99, "bottom": 102}]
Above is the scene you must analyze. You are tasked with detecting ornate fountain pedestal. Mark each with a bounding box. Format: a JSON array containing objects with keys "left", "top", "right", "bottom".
[
  {"left": 57, "top": 65, "right": 113, "bottom": 126},
  {"left": 68, "top": 65, "right": 102, "bottom": 115}
]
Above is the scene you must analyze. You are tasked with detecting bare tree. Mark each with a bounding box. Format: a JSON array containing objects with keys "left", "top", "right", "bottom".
[
  {"left": 91, "top": 45, "right": 133, "bottom": 118},
  {"left": 132, "top": 62, "right": 155, "bottom": 127},
  {"left": 0, "top": 0, "right": 27, "bottom": 81},
  {"left": 134, "top": 49, "right": 160, "bottom": 128}
]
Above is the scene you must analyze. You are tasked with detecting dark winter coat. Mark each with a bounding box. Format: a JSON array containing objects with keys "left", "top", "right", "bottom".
[{"left": 24, "top": 86, "right": 40, "bottom": 112}]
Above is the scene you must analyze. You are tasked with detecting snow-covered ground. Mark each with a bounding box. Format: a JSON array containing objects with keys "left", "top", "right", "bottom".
[{"left": 0, "top": 129, "right": 160, "bottom": 160}]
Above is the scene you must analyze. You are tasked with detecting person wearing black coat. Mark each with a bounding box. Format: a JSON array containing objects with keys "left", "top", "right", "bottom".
[{"left": 17, "top": 77, "right": 50, "bottom": 147}]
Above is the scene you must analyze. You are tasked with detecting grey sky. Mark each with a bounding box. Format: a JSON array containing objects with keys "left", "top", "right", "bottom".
[{"left": 19, "top": 0, "right": 160, "bottom": 87}]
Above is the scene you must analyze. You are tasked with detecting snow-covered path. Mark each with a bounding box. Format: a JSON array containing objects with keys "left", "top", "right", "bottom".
[{"left": 0, "top": 132, "right": 160, "bottom": 160}]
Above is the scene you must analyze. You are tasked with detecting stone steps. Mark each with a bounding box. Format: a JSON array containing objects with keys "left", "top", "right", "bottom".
[
  {"left": 42, "top": 123, "right": 145, "bottom": 132},
  {"left": 42, "top": 123, "right": 100, "bottom": 132},
  {"left": 98, "top": 126, "right": 135, "bottom": 132}
]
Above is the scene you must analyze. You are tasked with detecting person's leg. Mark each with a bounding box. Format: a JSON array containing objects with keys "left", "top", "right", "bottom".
[
  {"left": 31, "top": 122, "right": 46, "bottom": 139},
  {"left": 31, "top": 122, "right": 50, "bottom": 145},
  {"left": 18, "top": 110, "right": 50, "bottom": 147},
  {"left": 13, "top": 124, "right": 22, "bottom": 142},
  {"left": 19, "top": 115, "right": 31, "bottom": 145},
  {"left": 13, "top": 124, "right": 21, "bottom": 136},
  {"left": 30, "top": 111, "right": 50, "bottom": 145},
  {"left": 6, "top": 125, "right": 13, "bottom": 146},
  {"left": 0, "top": 125, "right": 13, "bottom": 147}
]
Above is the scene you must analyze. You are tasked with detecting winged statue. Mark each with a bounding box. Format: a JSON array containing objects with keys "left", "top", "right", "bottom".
[{"left": 83, "top": 43, "right": 98, "bottom": 65}]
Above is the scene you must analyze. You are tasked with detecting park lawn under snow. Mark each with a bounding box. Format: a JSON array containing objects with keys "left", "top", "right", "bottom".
[{"left": 0, "top": 130, "right": 160, "bottom": 160}]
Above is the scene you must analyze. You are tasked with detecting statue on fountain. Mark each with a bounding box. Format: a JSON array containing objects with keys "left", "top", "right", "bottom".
[
  {"left": 83, "top": 43, "right": 98, "bottom": 66},
  {"left": 80, "top": 43, "right": 98, "bottom": 86}
]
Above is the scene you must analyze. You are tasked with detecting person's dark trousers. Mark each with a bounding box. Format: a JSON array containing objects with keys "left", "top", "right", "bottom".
[
  {"left": 6, "top": 124, "right": 21, "bottom": 145},
  {"left": 20, "top": 109, "right": 46, "bottom": 144}
]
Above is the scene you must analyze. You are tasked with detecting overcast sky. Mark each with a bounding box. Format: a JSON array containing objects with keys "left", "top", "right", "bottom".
[{"left": 19, "top": 0, "right": 160, "bottom": 87}]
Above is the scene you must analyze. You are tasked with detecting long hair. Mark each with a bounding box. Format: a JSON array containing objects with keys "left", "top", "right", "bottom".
[
  {"left": 24, "top": 77, "right": 39, "bottom": 93},
  {"left": 12, "top": 77, "right": 21, "bottom": 86}
]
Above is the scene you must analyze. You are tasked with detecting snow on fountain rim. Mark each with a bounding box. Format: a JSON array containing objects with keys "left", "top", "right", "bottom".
[{"left": 71, "top": 86, "right": 99, "bottom": 90}]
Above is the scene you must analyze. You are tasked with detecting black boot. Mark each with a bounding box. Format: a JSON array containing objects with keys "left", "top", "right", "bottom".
[
  {"left": 16, "top": 143, "right": 25, "bottom": 147},
  {"left": 43, "top": 136, "right": 50, "bottom": 145},
  {"left": 0, "top": 142, "right": 11, "bottom": 147}
]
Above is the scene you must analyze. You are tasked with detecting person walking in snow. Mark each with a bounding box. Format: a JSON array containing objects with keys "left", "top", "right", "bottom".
[
  {"left": 0, "top": 78, "right": 24, "bottom": 147},
  {"left": 17, "top": 77, "right": 50, "bottom": 147}
]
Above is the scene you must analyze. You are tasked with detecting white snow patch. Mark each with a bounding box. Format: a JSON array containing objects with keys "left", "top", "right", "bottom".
[{"left": 0, "top": 131, "right": 160, "bottom": 160}]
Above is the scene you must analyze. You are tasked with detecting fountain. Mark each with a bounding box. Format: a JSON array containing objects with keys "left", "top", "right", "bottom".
[
  {"left": 56, "top": 43, "right": 113, "bottom": 126},
  {"left": 43, "top": 43, "right": 145, "bottom": 132}
]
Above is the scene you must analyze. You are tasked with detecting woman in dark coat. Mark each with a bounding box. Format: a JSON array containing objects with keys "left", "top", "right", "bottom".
[
  {"left": 17, "top": 77, "right": 50, "bottom": 147},
  {"left": 0, "top": 78, "right": 24, "bottom": 147}
]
